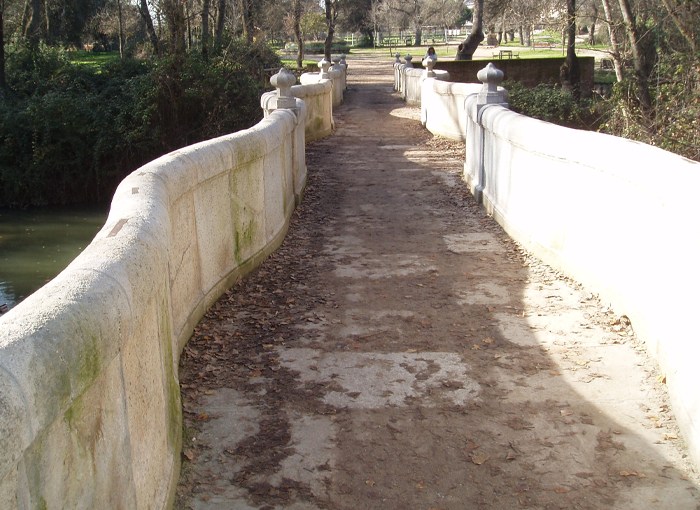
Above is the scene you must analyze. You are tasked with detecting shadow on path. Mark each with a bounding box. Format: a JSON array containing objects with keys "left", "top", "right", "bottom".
[{"left": 174, "top": 57, "right": 699, "bottom": 510}]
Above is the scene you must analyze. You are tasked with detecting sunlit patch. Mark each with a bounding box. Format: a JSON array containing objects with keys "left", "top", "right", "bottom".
[{"left": 389, "top": 107, "right": 421, "bottom": 120}]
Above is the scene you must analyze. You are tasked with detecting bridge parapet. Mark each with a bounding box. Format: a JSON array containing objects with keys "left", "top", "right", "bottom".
[
  {"left": 0, "top": 66, "right": 336, "bottom": 510},
  {"left": 415, "top": 60, "right": 700, "bottom": 471}
]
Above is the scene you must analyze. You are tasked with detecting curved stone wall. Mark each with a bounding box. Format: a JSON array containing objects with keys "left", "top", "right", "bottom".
[
  {"left": 461, "top": 94, "right": 700, "bottom": 468},
  {"left": 420, "top": 79, "right": 482, "bottom": 141},
  {"left": 0, "top": 75, "right": 335, "bottom": 509},
  {"left": 411, "top": 63, "right": 700, "bottom": 471}
]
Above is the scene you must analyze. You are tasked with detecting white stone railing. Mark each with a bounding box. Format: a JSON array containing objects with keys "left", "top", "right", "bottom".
[
  {"left": 393, "top": 54, "right": 450, "bottom": 106},
  {"left": 0, "top": 68, "right": 335, "bottom": 509},
  {"left": 416, "top": 59, "right": 700, "bottom": 470}
]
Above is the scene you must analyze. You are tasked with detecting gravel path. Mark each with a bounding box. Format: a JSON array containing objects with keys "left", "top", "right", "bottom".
[{"left": 174, "top": 56, "right": 699, "bottom": 510}]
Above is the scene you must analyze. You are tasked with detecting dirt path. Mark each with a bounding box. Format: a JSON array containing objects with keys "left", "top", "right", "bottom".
[{"left": 174, "top": 57, "right": 699, "bottom": 510}]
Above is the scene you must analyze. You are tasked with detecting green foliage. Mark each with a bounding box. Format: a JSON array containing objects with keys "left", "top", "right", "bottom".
[
  {"left": 0, "top": 42, "right": 280, "bottom": 207},
  {"left": 598, "top": 56, "right": 700, "bottom": 161},
  {"left": 504, "top": 81, "right": 598, "bottom": 129},
  {"left": 355, "top": 35, "right": 373, "bottom": 48}
]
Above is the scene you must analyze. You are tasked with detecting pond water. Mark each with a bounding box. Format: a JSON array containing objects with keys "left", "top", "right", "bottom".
[{"left": 0, "top": 205, "right": 109, "bottom": 311}]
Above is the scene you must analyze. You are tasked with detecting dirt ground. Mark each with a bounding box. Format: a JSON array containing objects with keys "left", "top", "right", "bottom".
[{"left": 174, "top": 56, "right": 699, "bottom": 510}]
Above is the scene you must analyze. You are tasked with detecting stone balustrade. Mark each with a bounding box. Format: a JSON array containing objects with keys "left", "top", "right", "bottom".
[
  {"left": 0, "top": 67, "right": 337, "bottom": 510},
  {"left": 413, "top": 59, "right": 700, "bottom": 470}
]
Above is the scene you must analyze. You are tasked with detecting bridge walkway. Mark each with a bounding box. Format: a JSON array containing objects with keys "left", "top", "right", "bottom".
[{"left": 174, "top": 56, "right": 699, "bottom": 510}]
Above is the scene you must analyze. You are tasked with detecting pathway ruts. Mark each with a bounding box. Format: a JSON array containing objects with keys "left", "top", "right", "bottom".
[{"left": 174, "top": 56, "right": 699, "bottom": 510}]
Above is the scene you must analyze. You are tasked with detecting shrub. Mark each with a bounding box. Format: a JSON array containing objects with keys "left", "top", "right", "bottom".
[
  {"left": 0, "top": 41, "right": 280, "bottom": 207},
  {"left": 503, "top": 81, "right": 599, "bottom": 130}
]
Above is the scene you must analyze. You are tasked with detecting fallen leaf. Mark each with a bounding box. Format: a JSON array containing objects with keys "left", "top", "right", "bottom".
[
  {"left": 205, "top": 390, "right": 214, "bottom": 395},
  {"left": 550, "top": 371, "right": 562, "bottom": 376},
  {"left": 494, "top": 354, "right": 502, "bottom": 359},
  {"left": 471, "top": 454, "right": 490, "bottom": 465},
  {"left": 576, "top": 360, "right": 589, "bottom": 366},
  {"left": 249, "top": 370, "right": 262, "bottom": 378},
  {"left": 183, "top": 449, "right": 195, "bottom": 460},
  {"left": 620, "top": 470, "right": 637, "bottom": 477},
  {"left": 196, "top": 414, "right": 209, "bottom": 421},
  {"left": 656, "top": 374, "right": 666, "bottom": 384},
  {"left": 663, "top": 433, "right": 678, "bottom": 440},
  {"left": 406, "top": 348, "right": 419, "bottom": 353},
  {"left": 483, "top": 337, "right": 495, "bottom": 344},
  {"left": 505, "top": 451, "right": 517, "bottom": 461},
  {"left": 365, "top": 480, "right": 375, "bottom": 487},
  {"left": 416, "top": 481, "right": 426, "bottom": 489},
  {"left": 561, "top": 410, "right": 574, "bottom": 417},
  {"left": 514, "top": 483, "right": 529, "bottom": 493},
  {"left": 466, "top": 440, "right": 479, "bottom": 450},
  {"left": 472, "top": 345, "right": 482, "bottom": 350},
  {"left": 554, "top": 487, "right": 570, "bottom": 493}
]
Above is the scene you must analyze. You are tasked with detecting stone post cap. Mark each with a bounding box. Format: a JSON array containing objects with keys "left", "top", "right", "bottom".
[
  {"left": 332, "top": 56, "right": 340, "bottom": 64},
  {"left": 477, "top": 62, "right": 506, "bottom": 105},
  {"left": 423, "top": 55, "right": 437, "bottom": 75},
  {"left": 394, "top": 52, "right": 401, "bottom": 63},
  {"left": 340, "top": 54, "right": 347, "bottom": 65},
  {"left": 270, "top": 67, "right": 297, "bottom": 109},
  {"left": 318, "top": 59, "right": 331, "bottom": 79},
  {"left": 404, "top": 54, "right": 413, "bottom": 68}
]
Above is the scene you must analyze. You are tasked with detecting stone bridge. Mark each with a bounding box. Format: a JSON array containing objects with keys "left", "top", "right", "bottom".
[{"left": 1, "top": 54, "right": 699, "bottom": 509}]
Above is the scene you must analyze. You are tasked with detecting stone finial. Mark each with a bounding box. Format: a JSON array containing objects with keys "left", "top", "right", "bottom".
[
  {"left": 477, "top": 63, "right": 506, "bottom": 105},
  {"left": 423, "top": 55, "right": 437, "bottom": 77},
  {"left": 394, "top": 52, "right": 401, "bottom": 64},
  {"left": 318, "top": 59, "right": 331, "bottom": 79},
  {"left": 340, "top": 54, "right": 347, "bottom": 66},
  {"left": 270, "top": 67, "right": 297, "bottom": 108},
  {"left": 404, "top": 54, "right": 414, "bottom": 68},
  {"left": 332, "top": 56, "right": 341, "bottom": 65}
]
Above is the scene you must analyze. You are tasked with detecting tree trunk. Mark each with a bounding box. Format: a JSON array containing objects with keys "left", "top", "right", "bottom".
[
  {"left": 215, "top": 0, "right": 226, "bottom": 41},
  {"left": 293, "top": 0, "right": 303, "bottom": 68},
  {"left": 240, "top": 0, "right": 252, "bottom": 43},
  {"left": 138, "top": 0, "right": 160, "bottom": 53},
  {"left": 25, "top": 0, "right": 41, "bottom": 44},
  {"left": 0, "top": 0, "right": 6, "bottom": 91},
  {"left": 414, "top": 24, "right": 421, "bottom": 46},
  {"left": 589, "top": 2, "right": 597, "bottom": 46},
  {"left": 456, "top": 0, "right": 483, "bottom": 60},
  {"left": 165, "top": 0, "right": 187, "bottom": 55},
  {"left": 600, "top": 0, "right": 623, "bottom": 81},
  {"left": 202, "top": 0, "right": 210, "bottom": 57},
  {"left": 519, "top": 25, "right": 524, "bottom": 45},
  {"left": 524, "top": 25, "right": 531, "bottom": 46},
  {"left": 617, "top": 0, "right": 652, "bottom": 111},
  {"left": 44, "top": 0, "right": 50, "bottom": 45},
  {"left": 324, "top": 0, "right": 334, "bottom": 61},
  {"left": 560, "top": 0, "right": 581, "bottom": 99},
  {"left": 660, "top": 0, "right": 698, "bottom": 54},
  {"left": 117, "top": 0, "right": 124, "bottom": 58}
]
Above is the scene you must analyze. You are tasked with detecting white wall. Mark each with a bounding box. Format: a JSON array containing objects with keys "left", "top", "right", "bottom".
[
  {"left": 413, "top": 64, "right": 700, "bottom": 471},
  {"left": 462, "top": 94, "right": 700, "bottom": 468},
  {"left": 0, "top": 76, "right": 335, "bottom": 509}
]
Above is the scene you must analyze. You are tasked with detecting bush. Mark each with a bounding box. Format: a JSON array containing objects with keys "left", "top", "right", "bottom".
[
  {"left": 598, "top": 56, "right": 700, "bottom": 162},
  {"left": 503, "top": 81, "right": 599, "bottom": 130},
  {"left": 0, "top": 41, "right": 280, "bottom": 207}
]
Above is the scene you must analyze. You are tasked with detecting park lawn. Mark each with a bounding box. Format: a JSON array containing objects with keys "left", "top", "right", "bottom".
[{"left": 68, "top": 50, "right": 120, "bottom": 67}]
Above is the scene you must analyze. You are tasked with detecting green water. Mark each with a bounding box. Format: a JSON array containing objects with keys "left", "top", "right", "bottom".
[{"left": 0, "top": 205, "right": 108, "bottom": 311}]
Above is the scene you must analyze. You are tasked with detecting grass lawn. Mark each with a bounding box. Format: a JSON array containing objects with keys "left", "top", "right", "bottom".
[{"left": 68, "top": 51, "right": 120, "bottom": 66}]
